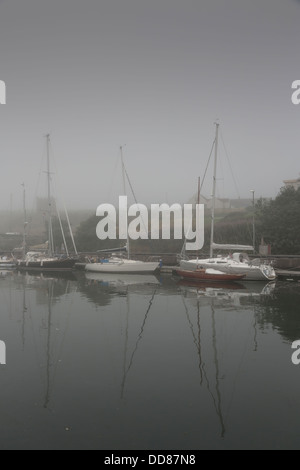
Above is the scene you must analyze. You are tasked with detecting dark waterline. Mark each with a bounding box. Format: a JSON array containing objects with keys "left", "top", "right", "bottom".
[{"left": 0, "top": 270, "right": 299, "bottom": 450}]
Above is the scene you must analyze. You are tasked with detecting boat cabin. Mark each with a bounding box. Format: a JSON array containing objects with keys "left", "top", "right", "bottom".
[{"left": 232, "top": 253, "right": 250, "bottom": 264}]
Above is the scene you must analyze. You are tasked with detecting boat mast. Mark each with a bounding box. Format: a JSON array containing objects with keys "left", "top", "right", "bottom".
[
  {"left": 46, "top": 134, "right": 54, "bottom": 257},
  {"left": 120, "top": 145, "right": 130, "bottom": 260},
  {"left": 197, "top": 176, "right": 201, "bottom": 262},
  {"left": 210, "top": 122, "right": 219, "bottom": 258},
  {"left": 21, "top": 183, "right": 27, "bottom": 258},
  {"left": 9, "top": 193, "right": 13, "bottom": 233}
]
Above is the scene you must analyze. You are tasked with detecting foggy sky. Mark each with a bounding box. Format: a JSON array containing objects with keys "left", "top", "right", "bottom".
[{"left": 0, "top": 0, "right": 299, "bottom": 213}]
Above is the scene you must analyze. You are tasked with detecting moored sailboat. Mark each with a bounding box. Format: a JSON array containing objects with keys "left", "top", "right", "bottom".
[
  {"left": 0, "top": 256, "right": 16, "bottom": 270},
  {"left": 85, "top": 146, "right": 160, "bottom": 274},
  {"left": 86, "top": 256, "right": 160, "bottom": 274},
  {"left": 179, "top": 123, "right": 276, "bottom": 281},
  {"left": 17, "top": 251, "right": 77, "bottom": 271},
  {"left": 17, "top": 135, "right": 78, "bottom": 272}
]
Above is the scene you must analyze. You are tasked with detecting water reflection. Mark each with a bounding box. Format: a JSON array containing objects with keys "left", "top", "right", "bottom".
[
  {"left": 178, "top": 280, "right": 276, "bottom": 307},
  {"left": 77, "top": 272, "right": 162, "bottom": 307},
  {"left": 0, "top": 271, "right": 299, "bottom": 449},
  {"left": 12, "top": 272, "right": 78, "bottom": 411},
  {"left": 181, "top": 289, "right": 226, "bottom": 437},
  {"left": 255, "top": 281, "right": 300, "bottom": 342},
  {"left": 178, "top": 280, "right": 276, "bottom": 439},
  {"left": 121, "top": 290, "right": 157, "bottom": 399},
  {"left": 0, "top": 270, "right": 14, "bottom": 279},
  {"left": 85, "top": 272, "right": 161, "bottom": 288},
  {"left": 81, "top": 272, "right": 161, "bottom": 400}
]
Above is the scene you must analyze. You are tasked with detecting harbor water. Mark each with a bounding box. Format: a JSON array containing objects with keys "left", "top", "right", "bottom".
[{"left": 0, "top": 270, "right": 300, "bottom": 450}]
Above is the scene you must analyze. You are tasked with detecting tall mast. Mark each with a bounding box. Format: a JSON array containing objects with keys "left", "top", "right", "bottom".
[
  {"left": 9, "top": 193, "right": 13, "bottom": 232},
  {"left": 197, "top": 176, "right": 201, "bottom": 261},
  {"left": 21, "top": 183, "right": 27, "bottom": 258},
  {"left": 120, "top": 146, "right": 130, "bottom": 260},
  {"left": 46, "top": 134, "right": 53, "bottom": 257},
  {"left": 210, "top": 122, "right": 219, "bottom": 258}
]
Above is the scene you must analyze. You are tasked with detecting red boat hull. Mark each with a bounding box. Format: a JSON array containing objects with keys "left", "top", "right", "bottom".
[{"left": 175, "top": 269, "right": 246, "bottom": 282}]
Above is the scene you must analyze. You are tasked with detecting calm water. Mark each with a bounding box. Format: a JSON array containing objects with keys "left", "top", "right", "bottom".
[{"left": 0, "top": 270, "right": 300, "bottom": 450}]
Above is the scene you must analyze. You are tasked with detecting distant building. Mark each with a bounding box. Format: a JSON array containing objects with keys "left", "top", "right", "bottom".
[
  {"left": 206, "top": 198, "right": 231, "bottom": 210},
  {"left": 283, "top": 177, "right": 300, "bottom": 190},
  {"left": 187, "top": 194, "right": 210, "bottom": 206},
  {"left": 227, "top": 199, "right": 245, "bottom": 209},
  {"left": 187, "top": 193, "right": 253, "bottom": 210}
]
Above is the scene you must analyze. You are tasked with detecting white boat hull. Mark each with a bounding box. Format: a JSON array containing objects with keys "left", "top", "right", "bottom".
[
  {"left": 180, "top": 258, "right": 276, "bottom": 281},
  {"left": 0, "top": 263, "right": 16, "bottom": 270},
  {"left": 0, "top": 258, "right": 16, "bottom": 270},
  {"left": 85, "top": 259, "right": 160, "bottom": 274}
]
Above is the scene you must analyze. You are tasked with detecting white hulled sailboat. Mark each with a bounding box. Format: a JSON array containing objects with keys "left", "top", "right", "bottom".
[
  {"left": 180, "top": 123, "right": 276, "bottom": 281},
  {"left": 85, "top": 146, "right": 160, "bottom": 274}
]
